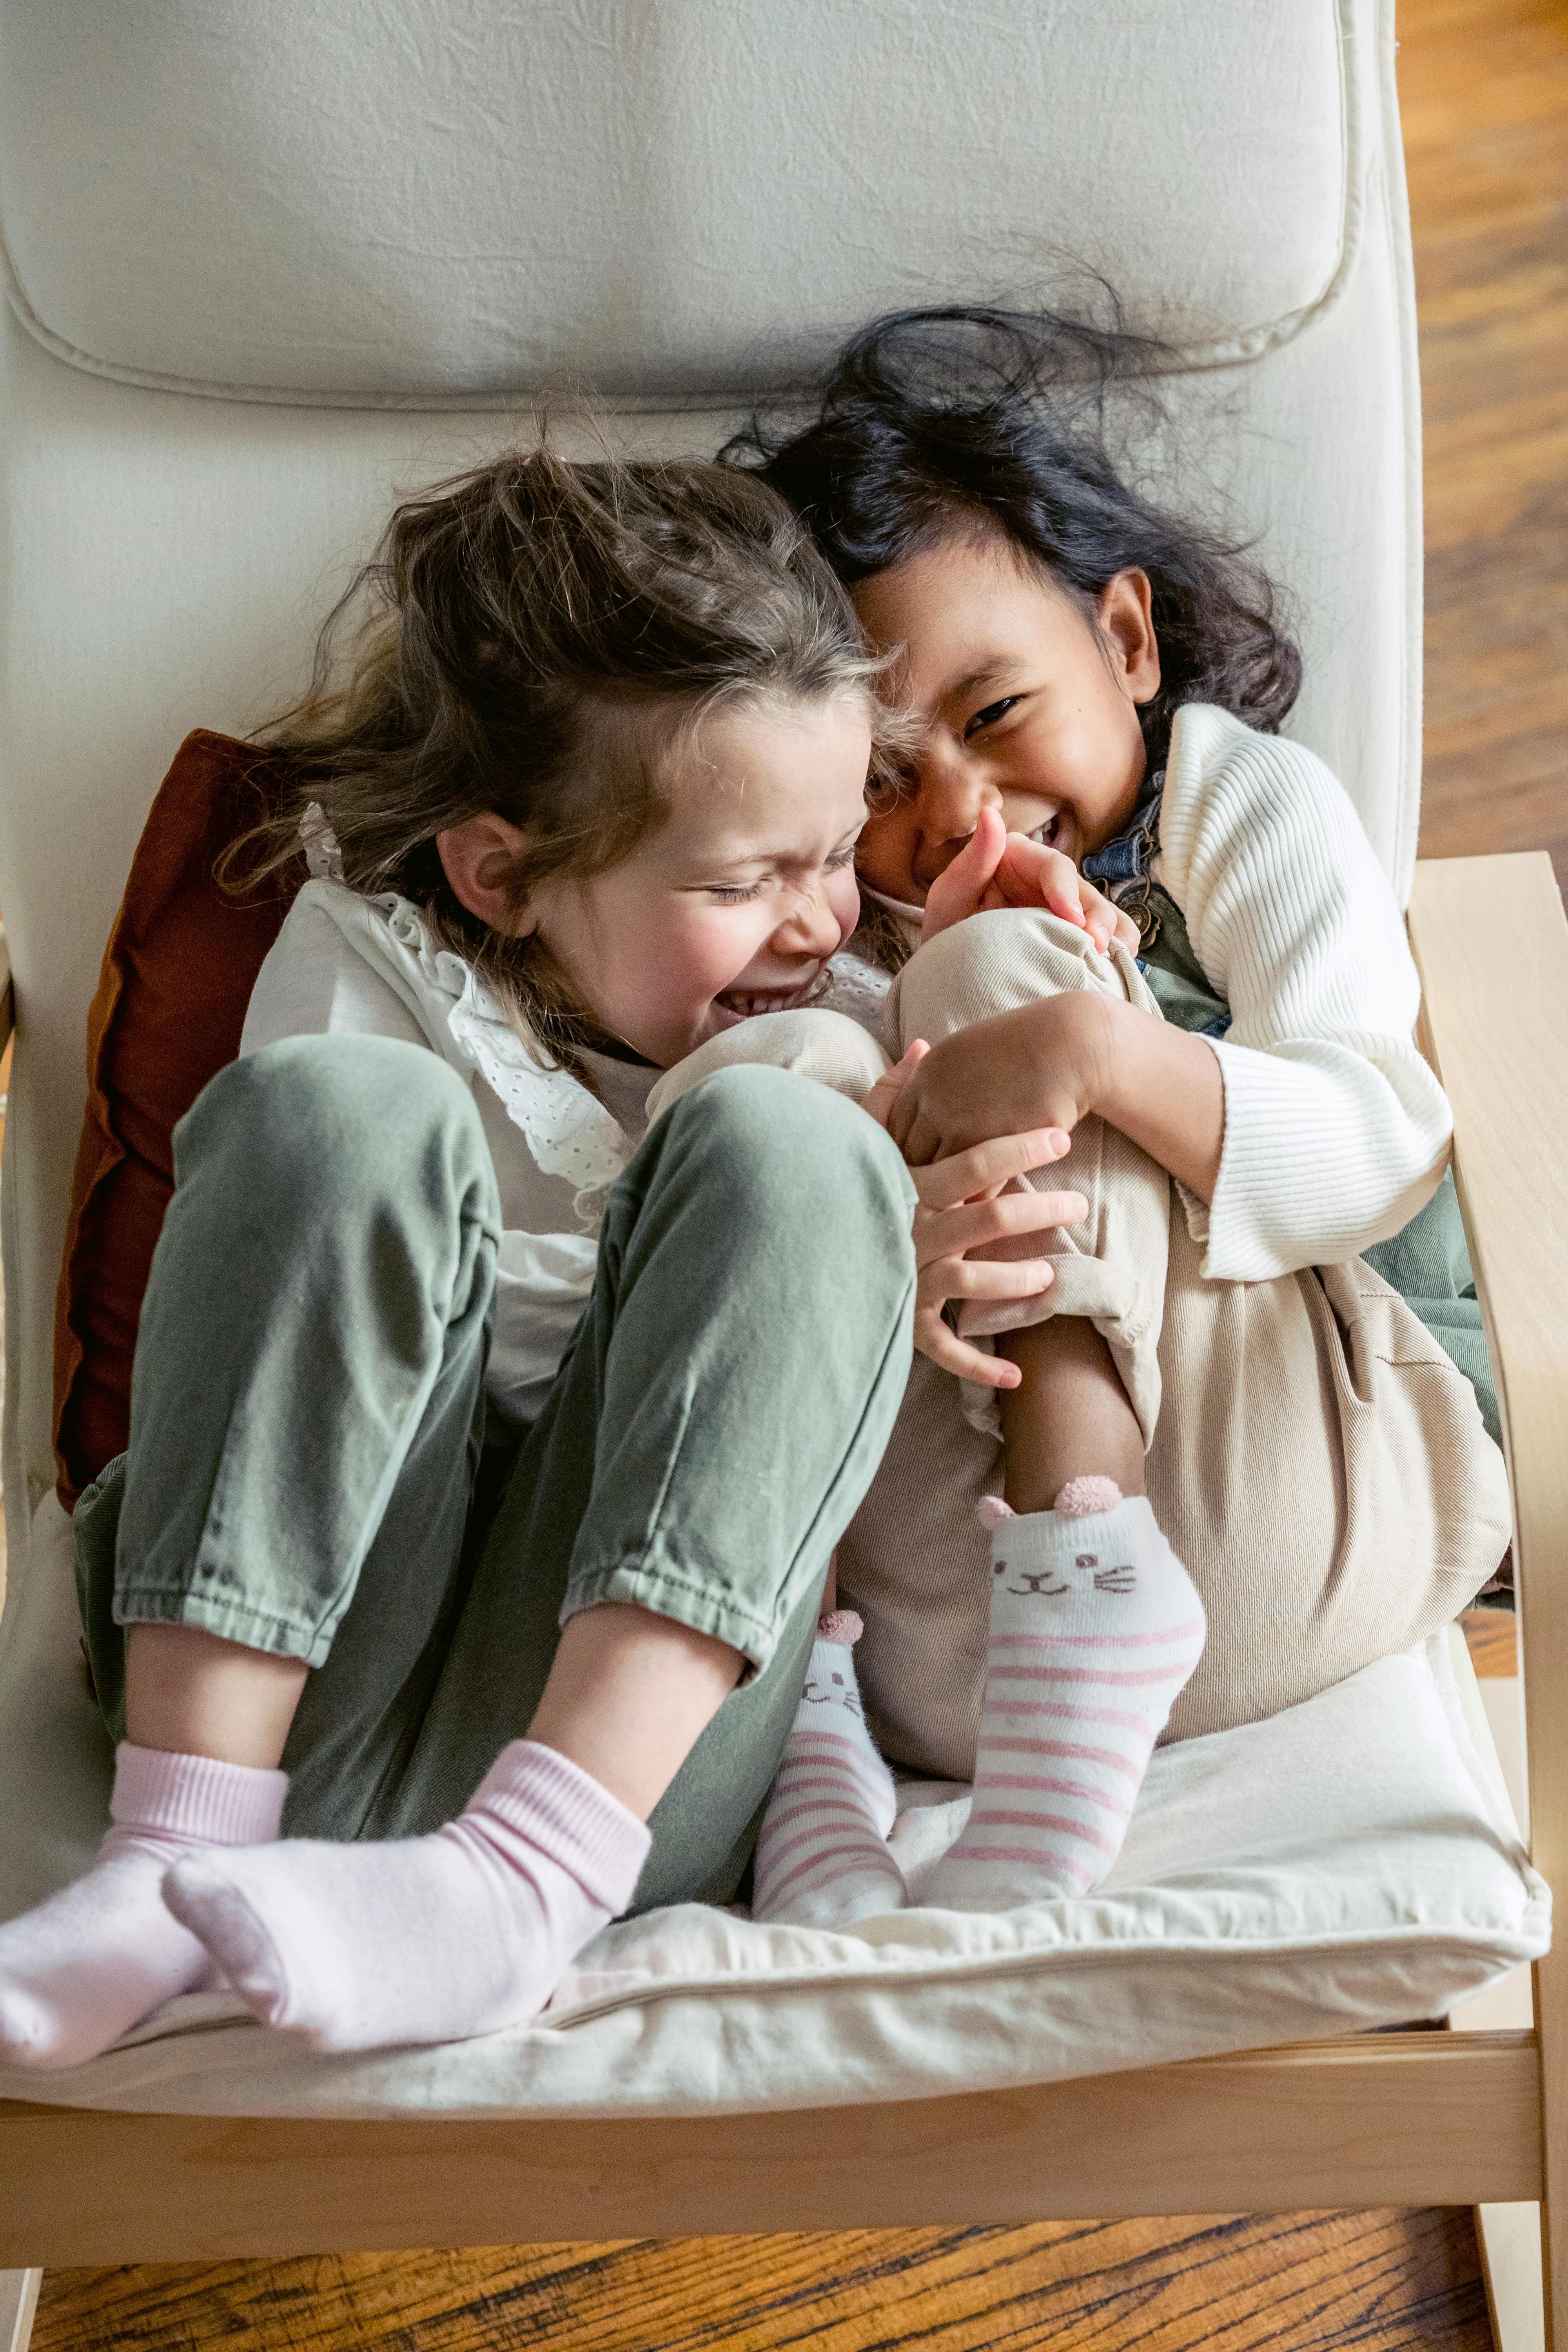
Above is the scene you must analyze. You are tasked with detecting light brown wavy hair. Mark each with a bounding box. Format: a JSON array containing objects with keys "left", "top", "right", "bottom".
[{"left": 233, "top": 445, "right": 915, "bottom": 1069}]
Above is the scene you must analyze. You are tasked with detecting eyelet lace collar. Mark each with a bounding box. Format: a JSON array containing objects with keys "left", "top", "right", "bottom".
[
  {"left": 303, "top": 815, "right": 628, "bottom": 1225},
  {"left": 374, "top": 898, "right": 631, "bottom": 1223}
]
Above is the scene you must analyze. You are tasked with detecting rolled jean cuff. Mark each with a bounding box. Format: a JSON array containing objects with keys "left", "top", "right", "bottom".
[
  {"left": 957, "top": 1251, "right": 1164, "bottom": 1445},
  {"left": 559, "top": 1557, "right": 783, "bottom": 1670},
  {"left": 113, "top": 1585, "right": 334, "bottom": 1668}
]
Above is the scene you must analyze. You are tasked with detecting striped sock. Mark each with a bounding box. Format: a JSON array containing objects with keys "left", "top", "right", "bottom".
[
  {"left": 923, "top": 1483, "right": 1205, "bottom": 1913},
  {"left": 751, "top": 1612, "right": 906, "bottom": 1928}
]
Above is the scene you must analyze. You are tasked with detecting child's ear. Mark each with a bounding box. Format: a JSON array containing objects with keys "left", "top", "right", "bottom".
[
  {"left": 1097, "top": 570, "right": 1161, "bottom": 705},
  {"left": 435, "top": 813, "right": 536, "bottom": 935}
]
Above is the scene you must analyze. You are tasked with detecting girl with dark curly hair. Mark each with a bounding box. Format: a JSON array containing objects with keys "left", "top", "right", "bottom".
[{"left": 728, "top": 306, "right": 1506, "bottom": 1914}]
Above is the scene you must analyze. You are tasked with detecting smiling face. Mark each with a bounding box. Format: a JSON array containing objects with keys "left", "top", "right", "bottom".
[
  {"left": 518, "top": 694, "right": 871, "bottom": 1067},
  {"left": 994, "top": 1547, "right": 1138, "bottom": 1602},
  {"left": 849, "top": 532, "right": 1161, "bottom": 907}
]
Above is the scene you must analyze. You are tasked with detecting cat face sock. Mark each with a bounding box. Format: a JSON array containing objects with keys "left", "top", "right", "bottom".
[
  {"left": 922, "top": 1481, "right": 1205, "bottom": 1913},
  {"left": 750, "top": 1611, "right": 906, "bottom": 1928},
  {"left": 0, "top": 1742, "right": 287, "bottom": 2069},
  {"left": 162, "top": 1739, "right": 650, "bottom": 2053}
]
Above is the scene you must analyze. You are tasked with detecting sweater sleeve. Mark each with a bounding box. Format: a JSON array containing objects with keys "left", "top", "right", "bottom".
[
  {"left": 242, "top": 888, "right": 598, "bottom": 1426},
  {"left": 1156, "top": 706, "right": 1452, "bottom": 1281}
]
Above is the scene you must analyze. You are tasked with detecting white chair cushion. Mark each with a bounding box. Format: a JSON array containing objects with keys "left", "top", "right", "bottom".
[
  {"left": 0, "top": 1497, "right": 1546, "bottom": 2121},
  {"left": 0, "top": 0, "right": 1357, "bottom": 403}
]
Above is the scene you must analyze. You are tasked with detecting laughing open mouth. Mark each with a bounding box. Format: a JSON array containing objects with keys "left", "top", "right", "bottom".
[{"left": 714, "top": 969, "right": 832, "bottom": 1022}]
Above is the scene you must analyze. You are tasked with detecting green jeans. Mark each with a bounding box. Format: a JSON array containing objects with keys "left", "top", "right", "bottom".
[{"left": 74, "top": 1036, "right": 916, "bottom": 1910}]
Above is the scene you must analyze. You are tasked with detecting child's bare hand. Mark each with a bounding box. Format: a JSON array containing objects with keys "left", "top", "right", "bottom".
[
  {"left": 922, "top": 805, "right": 1139, "bottom": 957},
  {"left": 860, "top": 1037, "right": 930, "bottom": 1133},
  {"left": 908, "top": 1131, "right": 1087, "bottom": 1387},
  {"left": 886, "top": 996, "right": 1116, "bottom": 1168}
]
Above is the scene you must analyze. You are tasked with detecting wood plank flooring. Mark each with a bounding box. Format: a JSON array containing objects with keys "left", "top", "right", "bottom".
[
  {"left": 27, "top": 0, "right": 1568, "bottom": 2343},
  {"left": 31, "top": 2211, "right": 1497, "bottom": 2352},
  {"left": 1407, "top": 0, "right": 1568, "bottom": 878}
]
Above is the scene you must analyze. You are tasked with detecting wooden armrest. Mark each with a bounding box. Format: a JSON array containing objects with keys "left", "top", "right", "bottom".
[
  {"left": 1408, "top": 850, "right": 1568, "bottom": 2268},
  {"left": 1407, "top": 854, "right": 1568, "bottom": 1635},
  {"left": 0, "top": 924, "right": 11, "bottom": 1058}
]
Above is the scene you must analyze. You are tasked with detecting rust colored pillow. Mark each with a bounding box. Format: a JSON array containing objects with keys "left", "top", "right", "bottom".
[{"left": 52, "top": 731, "right": 304, "bottom": 1508}]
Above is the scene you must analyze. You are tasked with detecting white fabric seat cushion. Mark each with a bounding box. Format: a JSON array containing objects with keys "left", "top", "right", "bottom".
[{"left": 0, "top": 1498, "right": 1545, "bottom": 2122}]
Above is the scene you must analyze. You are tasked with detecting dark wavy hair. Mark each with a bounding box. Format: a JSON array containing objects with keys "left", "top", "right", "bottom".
[{"left": 720, "top": 303, "right": 1301, "bottom": 770}]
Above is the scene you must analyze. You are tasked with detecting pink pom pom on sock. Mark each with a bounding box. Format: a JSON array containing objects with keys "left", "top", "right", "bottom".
[
  {"left": 976, "top": 1496, "right": 1015, "bottom": 1530},
  {"left": 816, "top": 1610, "right": 864, "bottom": 1646},
  {"left": 1052, "top": 1476, "right": 1123, "bottom": 1518}
]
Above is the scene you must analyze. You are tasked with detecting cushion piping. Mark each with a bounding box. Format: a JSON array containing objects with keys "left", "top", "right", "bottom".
[{"left": 0, "top": 0, "right": 1367, "bottom": 415}]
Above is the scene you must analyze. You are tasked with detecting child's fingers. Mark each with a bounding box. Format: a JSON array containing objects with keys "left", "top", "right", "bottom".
[
  {"left": 920, "top": 1257, "right": 1054, "bottom": 1306},
  {"left": 921, "top": 806, "right": 1007, "bottom": 939},
  {"left": 860, "top": 1038, "right": 929, "bottom": 1131},
  {"left": 912, "top": 1129, "right": 1071, "bottom": 1208},
  {"left": 912, "top": 1307, "right": 1024, "bottom": 1388},
  {"left": 993, "top": 835, "right": 1088, "bottom": 929},
  {"left": 1077, "top": 880, "right": 1125, "bottom": 957},
  {"left": 916, "top": 1186, "right": 1089, "bottom": 1262}
]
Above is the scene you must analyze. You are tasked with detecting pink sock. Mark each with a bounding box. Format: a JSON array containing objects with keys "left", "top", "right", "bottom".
[
  {"left": 751, "top": 1612, "right": 905, "bottom": 1928},
  {"left": 924, "top": 1483, "right": 1205, "bottom": 1913},
  {"left": 0, "top": 1743, "right": 287, "bottom": 2069},
  {"left": 162, "top": 1740, "right": 651, "bottom": 2053}
]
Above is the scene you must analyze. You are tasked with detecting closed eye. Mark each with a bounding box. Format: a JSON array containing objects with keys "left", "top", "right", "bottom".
[
  {"left": 708, "top": 845, "right": 855, "bottom": 902},
  {"left": 965, "top": 696, "right": 1023, "bottom": 739}
]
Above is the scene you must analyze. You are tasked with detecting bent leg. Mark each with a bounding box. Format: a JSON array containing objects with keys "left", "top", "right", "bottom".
[
  {"left": 77, "top": 1032, "right": 503, "bottom": 1833},
  {"left": 165, "top": 1064, "right": 918, "bottom": 2048},
  {"left": 888, "top": 917, "right": 1199, "bottom": 1906},
  {"left": 1156, "top": 1220, "right": 1512, "bottom": 1742},
  {"left": 643, "top": 1005, "right": 890, "bottom": 1123},
  {"left": 889, "top": 910, "right": 1170, "bottom": 1450},
  {"left": 4, "top": 1035, "right": 499, "bottom": 2067},
  {"left": 383, "top": 1062, "right": 918, "bottom": 1910}
]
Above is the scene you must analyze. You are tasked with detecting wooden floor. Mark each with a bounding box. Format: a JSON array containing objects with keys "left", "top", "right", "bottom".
[
  {"left": 27, "top": 0, "right": 1568, "bottom": 2345},
  {"left": 1410, "top": 0, "right": 1568, "bottom": 879},
  {"left": 30, "top": 2210, "right": 1500, "bottom": 2352}
]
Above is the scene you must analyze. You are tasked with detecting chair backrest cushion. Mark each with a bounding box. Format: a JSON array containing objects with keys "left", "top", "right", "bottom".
[
  {"left": 0, "top": 0, "right": 1421, "bottom": 1569},
  {"left": 53, "top": 733, "right": 299, "bottom": 1507},
  {"left": 0, "top": 0, "right": 1351, "bottom": 404}
]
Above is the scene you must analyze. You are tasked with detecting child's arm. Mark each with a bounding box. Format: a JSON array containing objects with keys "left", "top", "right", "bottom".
[
  {"left": 1156, "top": 706, "right": 1450, "bottom": 1276},
  {"left": 882, "top": 993, "right": 1224, "bottom": 1202}
]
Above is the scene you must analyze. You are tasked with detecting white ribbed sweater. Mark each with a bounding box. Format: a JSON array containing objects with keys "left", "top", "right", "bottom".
[{"left": 1157, "top": 704, "right": 1449, "bottom": 1281}]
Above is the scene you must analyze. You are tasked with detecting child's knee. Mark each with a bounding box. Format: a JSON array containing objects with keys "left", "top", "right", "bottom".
[
  {"left": 176, "top": 1035, "right": 492, "bottom": 1208},
  {"left": 650, "top": 1060, "right": 915, "bottom": 1237},
  {"left": 646, "top": 1009, "right": 889, "bottom": 1125},
  {"left": 890, "top": 908, "right": 1126, "bottom": 1050}
]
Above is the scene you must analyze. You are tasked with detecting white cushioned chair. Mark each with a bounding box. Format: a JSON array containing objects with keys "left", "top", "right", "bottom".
[{"left": 1, "top": 3, "right": 1566, "bottom": 2346}]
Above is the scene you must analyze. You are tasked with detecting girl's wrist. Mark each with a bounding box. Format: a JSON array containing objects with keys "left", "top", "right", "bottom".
[
  {"left": 1092, "top": 999, "right": 1225, "bottom": 1201},
  {"left": 1044, "top": 991, "right": 1121, "bottom": 1124}
]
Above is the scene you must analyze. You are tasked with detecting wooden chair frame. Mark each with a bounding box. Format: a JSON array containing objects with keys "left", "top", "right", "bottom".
[{"left": 0, "top": 850, "right": 1563, "bottom": 2348}]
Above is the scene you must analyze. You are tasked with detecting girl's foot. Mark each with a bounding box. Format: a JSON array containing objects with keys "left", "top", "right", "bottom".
[
  {"left": 0, "top": 1744, "right": 287, "bottom": 2069},
  {"left": 924, "top": 1481, "right": 1205, "bottom": 1912},
  {"left": 751, "top": 1611, "right": 906, "bottom": 1928},
  {"left": 163, "top": 1740, "right": 650, "bottom": 2052}
]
